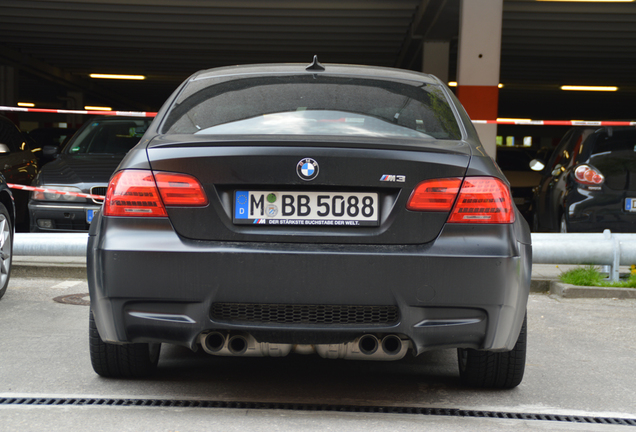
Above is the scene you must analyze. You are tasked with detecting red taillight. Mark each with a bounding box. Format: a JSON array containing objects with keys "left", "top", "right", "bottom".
[
  {"left": 154, "top": 172, "right": 209, "bottom": 206},
  {"left": 103, "top": 170, "right": 207, "bottom": 217},
  {"left": 407, "top": 176, "right": 515, "bottom": 224},
  {"left": 104, "top": 170, "right": 167, "bottom": 217},
  {"left": 406, "top": 178, "right": 462, "bottom": 211},
  {"left": 574, "top": 164, "right": 604, "bottom": 186},
  {"left": 448, "top": 177, "right": 515, "bottom": 224}
]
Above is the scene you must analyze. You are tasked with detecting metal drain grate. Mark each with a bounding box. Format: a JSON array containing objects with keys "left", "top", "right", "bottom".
[{"left": 1, "top": 397, "right": 635, "bottom": 426}]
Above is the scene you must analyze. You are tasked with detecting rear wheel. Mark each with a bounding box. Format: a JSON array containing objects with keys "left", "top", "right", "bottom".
[
  {"left": 89, "top": 311, "right": 161, "bottom": 378},
  {"left": 457, "top": 313, "right": 527, "bottom": 389},
  {"left": 0, "top": 203, "right": 13, "bottom": 300}
]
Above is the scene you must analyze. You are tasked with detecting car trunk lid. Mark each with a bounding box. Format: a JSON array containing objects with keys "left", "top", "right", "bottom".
[{"left": 145, "top": 135, "right": 472, "bottom": 245}]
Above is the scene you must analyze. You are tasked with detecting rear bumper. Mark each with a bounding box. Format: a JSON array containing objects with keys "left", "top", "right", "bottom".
[{"left": 88, "top": 216, "right": 531, "bottom": 356}]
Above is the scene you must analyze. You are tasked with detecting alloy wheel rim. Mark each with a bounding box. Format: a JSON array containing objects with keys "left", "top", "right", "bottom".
[{"left": 0, "top": 213, "right": 11, "bottom": 287}]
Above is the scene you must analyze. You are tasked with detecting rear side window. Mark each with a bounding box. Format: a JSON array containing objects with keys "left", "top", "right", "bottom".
[
  {"left": 161, "top": 74, "right": 461, "bottom": 140},
  {"left": 590, "top": 128, "right": 636, "bottom": 155}
]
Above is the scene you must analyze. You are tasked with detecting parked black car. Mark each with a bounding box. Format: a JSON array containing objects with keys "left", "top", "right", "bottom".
[
  {"left": 28, "top": 116, "right": 152, "bottom": 232},
  {"left": 87, "top": 60, "right": 532, "bottom": 388},
  {"left": 0, "top": 115, "right": 39, "bottom": 231},
  {"left": 531, "top": 126, "right": 636, "bottom": 232}
]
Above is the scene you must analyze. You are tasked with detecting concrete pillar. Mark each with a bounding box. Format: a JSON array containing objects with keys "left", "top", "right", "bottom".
[
  {"left": 422, "top": 41, "right": 450, "bottom": 83},
  {"left": 456, "top": 0, "right": 503, "bottom": 158},
  {"left": 0, "top": 65, "right": 17, "bottom": 106}
]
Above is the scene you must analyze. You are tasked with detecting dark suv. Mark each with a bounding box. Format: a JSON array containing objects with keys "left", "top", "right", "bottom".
[{"left": 532, "top": 126, "right": 636, "bottom": 232}]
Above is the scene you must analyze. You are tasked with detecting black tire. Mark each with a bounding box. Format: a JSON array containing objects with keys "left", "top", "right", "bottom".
[
  {"left": 89, "top": 311, "right": 161, "bottom": 378},
  {"left": 457, "top": 313, "right": 527, "bottom": 389},
  {"left": 0, "top": 202, "right": 13, "bottom": 300}
]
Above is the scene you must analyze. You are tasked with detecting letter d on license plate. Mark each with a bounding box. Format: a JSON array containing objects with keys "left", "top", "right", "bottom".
[{"left": 234, "top": 190, "right": 379, "bottom": 227}]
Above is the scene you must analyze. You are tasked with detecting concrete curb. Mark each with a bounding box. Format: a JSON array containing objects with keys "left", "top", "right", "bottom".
[
  {"left": 12, "top": 262, "right": 87, "bottom": 279},
  {"left": 549, "top": 281, "right": 636, "bottom": 299}
]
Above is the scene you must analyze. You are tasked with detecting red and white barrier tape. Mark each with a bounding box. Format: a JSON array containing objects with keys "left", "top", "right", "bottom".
[
  {"left": 0, "top": 106, "right": 156, "bottom": 117},
  {"left": 7, "top": 183, "right": 105, "bottom": 200},
  {"left": 473, "top": 120, "right": 636, "bottom": 126}
]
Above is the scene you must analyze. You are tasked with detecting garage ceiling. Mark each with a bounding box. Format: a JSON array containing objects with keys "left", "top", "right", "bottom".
[{"left": 1, "top": 0, "right": 635, "bottom": 120}]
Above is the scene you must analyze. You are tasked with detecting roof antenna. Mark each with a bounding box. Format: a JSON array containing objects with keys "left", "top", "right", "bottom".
[{"left": 306, "top": 55, "right": 325, "bottom": 72}]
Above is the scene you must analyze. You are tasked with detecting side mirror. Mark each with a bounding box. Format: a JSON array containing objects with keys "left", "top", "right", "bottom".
[
  {"left": 42, "top": 145, "right": 60, "bottom": 159},
  {"left": 0, "top": 143, "right": 10, "bottom": 154},
  {"left": 551, "top": 164, "right": 564, "bottom": 177},
  {"left": 529, "top": 159, "right": 545, "bottom": 172}
]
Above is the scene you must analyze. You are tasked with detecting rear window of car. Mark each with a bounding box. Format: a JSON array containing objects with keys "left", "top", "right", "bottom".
[{"left": 161, "top": 74, "right": 461, "bottom": 140}]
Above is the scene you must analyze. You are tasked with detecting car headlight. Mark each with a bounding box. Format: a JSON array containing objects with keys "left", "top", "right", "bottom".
[{"left": 32, "top": 186, "right": 86, "bottom": 202}]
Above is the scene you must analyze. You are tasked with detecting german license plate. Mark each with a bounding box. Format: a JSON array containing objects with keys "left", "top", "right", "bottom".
[
  {"left": 234, "top": 191, "right": 379, "bottom": 226},
  {"left": 86, "top": 209, "right": 95, "bottom": 224},
  {"left": 625, "top": 198, "right": 636, "bottom": 212}
]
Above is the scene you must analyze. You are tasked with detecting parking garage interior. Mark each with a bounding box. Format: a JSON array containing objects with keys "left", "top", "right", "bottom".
[{"left": 1, "top": 0, "right": 635, "bottom": 187}]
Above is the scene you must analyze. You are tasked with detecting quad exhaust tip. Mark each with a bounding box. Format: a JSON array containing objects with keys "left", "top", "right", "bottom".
[
  {"left": 358, "top": 335, "right": 379, "bottom": 355},
  {"left": 228, "top": 335, "right": 248, "bottom": 355},
  {"left": 200, "top": 332, "right": 409, "bottom": 360},
  {"left": 203, "top": 331, "right": 226, "bottom": 353},
  {"left": 381, "top": 335, "right": 403, "bottom": 356}
]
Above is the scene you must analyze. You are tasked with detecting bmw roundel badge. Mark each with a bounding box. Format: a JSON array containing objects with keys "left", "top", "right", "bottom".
[{"left": 297, "top": 158, "right": 319, "bottom": 181}]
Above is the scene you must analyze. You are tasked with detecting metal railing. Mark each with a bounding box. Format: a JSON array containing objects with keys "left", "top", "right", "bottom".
[
  {"left": 13, "top": 230, "right": 636, "bottom": 281},
  {"left": 532, "top": 230, "right": 636, "bottom": 281}
]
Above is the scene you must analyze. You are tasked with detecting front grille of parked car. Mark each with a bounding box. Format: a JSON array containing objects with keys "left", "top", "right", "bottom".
[
  {"left": 210, "top": 303, "right": 399, "bottom": 325},
  {"left": 91, "top": 186, "right": 107, "bottom": 204}
]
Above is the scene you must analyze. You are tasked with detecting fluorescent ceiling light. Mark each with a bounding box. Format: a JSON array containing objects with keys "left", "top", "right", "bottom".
[
  {"left": 89, "top": 74, "right": 146, "bottom": 80},
  {"left": 17, "top": 102, "right": 35, "bottom": 107},
  {"left": 561, "top": 85, "right": 618, "bottom": 92},
  {"left": 85, "top": 106, "right": 112, "bottom": 111}
]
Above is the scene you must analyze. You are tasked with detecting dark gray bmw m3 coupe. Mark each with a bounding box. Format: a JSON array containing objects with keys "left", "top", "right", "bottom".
[{"left": 88, "top": 59, "right": 532, "bottom": 388}]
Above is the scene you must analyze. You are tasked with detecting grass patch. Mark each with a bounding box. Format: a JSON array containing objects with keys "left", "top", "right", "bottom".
[{"left": 559, "top": 265, "right": 636, "bottom": 288}]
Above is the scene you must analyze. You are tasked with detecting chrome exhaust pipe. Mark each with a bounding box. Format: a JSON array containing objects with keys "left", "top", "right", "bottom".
[
  {"left": 381, "top": 335, "right": 403, "bottom": 356},
  {"left": 358, "top": 334, "right": 379, "bottom": 355},
  {"left": 199, "top": 332, "right": 408, "bottom": 360},
  {"left": 200, "top": 332, "right": 292, "bottom": 357},
  {"left": 203, "top": 331, "right": 226, "bottom": 353},
  {"left": 228, "top": 335, "right": 248, "bottom": 355}
]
